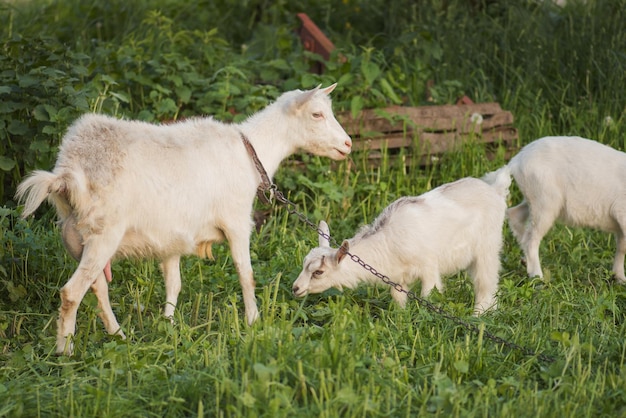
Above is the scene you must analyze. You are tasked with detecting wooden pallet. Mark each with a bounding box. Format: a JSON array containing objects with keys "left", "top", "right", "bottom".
[
  {"left": 337, "top": 103, "right": 518, "bottom": 166},
  {"left": 296, "top": 13, "right": 518, "bottom": 167}
]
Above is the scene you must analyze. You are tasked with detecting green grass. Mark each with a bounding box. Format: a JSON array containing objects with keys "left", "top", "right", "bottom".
[
  {"left": 3, "top": 139, "right": 626, "bottom": 416},
  {"left": 2, "top": 0, "right": 626, "bottom": 416}
]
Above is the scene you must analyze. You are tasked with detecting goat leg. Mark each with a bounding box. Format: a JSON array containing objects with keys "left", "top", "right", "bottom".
[{"left": 62, "top": 215, "right": 113, "bottom": 282}]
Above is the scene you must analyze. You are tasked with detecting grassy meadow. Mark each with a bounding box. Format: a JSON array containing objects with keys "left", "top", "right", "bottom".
[{"left": 1, "top": 0, "right": 626, "bottom": 416}]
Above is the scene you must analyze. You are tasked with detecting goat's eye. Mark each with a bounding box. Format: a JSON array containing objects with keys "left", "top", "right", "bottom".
[
  {"left": 312, "top": 270, "right": 324, "bottom": 277},
  {"left": 312, "top": 112, "right": 324, "bottom": 119}
]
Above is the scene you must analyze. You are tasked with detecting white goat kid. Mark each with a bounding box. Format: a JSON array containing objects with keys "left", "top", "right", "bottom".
[
  {"left": 292, "top": 167, "right": 511, "bottom": 314},
  {"left": 507, "top": 136, "right": 626, "bottom": 282},
  {"left": 16, "top": 84, "right": 352, "bottom": 355}
]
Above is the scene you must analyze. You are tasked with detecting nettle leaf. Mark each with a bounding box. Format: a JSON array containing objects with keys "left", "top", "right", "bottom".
[
  {"left": 54, "top": 106, "right": 76, "bottom": 123},
  {"left": 69, "top": 96, "right": 90, "bottom": 112},
  {"left": 99, "top": 74, "right": 119, "bottom": 86},
  {"left": 168, "top": 74, "right": 183, "bottom": 87},
  {"left": 175, "top": 86, "right": 192, "bottom": 103},
  {"left": 40, "top": 67, "right": 64, "bottom": 77},
  {"left": 44, "top": 104, "right": 58, "bottom": 120},
  {"left": 379, "top": 78, "right": 402, "bottom": 104},
  {"left": 42, "top": 125, "right": 59, "bottom": 135},
  {"left": 300, "top": 73, "right": 321, "bottom": 89},
  {"left": 17, "top": 74, "right": 40, "bottom": 88},
  {"left": 350, "top": 95, "right": 364, "bottom": 118},
  {"left": 72, "top": 65, "right": 90, "bottom": 77},
  {"left": 151, "top": 84, "right": 172, "bottom": 95},
  {"left": 0, "top": 156, "right": 16, "bottom": 171},
  {"left": 0, "top": 101, "right": 26, "bottom": 114},
  {"left": 109, "top": 91, "right": 130, "bottom": 103},
  {"left": 227, "top": 84, "right": 241, "bottom": 96},
  {"left": 337, "top": 72, "right": 354, "bottom": 86},
  {"left": 182, "top": 71, "right": 203, "bottom": 84},
  {"left": 68, "top": 51, "right": 91, "bottom": 61},
  {"left": 361, "top": 61, "right": 381, "bottom": 85},
  {"left": 126, "top": 71, "right": 153, "bottom": 86},
  {"left": 267, "top": 59, "right": 290, "bottom": 70},
  {"left": 137, "top": 109, "right": 155, "bottom": 121},
  {"left": 29, "top": 140, "right": 50, "bottom": 152},
  {"left": 0, "top": 86, "right": 11, "bottom": 94},
  {"left": 260, "top": 68, "right": 280, "bottom": 83},
  {"left": 33, "top": 105, "right": 50, "bottom": 121},
  {"left": 155, "top": 98, "right": 178, "bottom": 116},
  {"left": 7, "top": 120, "right": 28, "bottom": 135}
]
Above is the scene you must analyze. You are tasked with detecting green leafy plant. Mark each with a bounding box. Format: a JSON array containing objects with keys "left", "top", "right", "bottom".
[{"left": 0, "top": 35, "right": 96, "bottom": 202}]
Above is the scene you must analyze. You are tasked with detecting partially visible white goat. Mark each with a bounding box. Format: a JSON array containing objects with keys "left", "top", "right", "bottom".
[
  {"left": 16, "top": 84, "right": 352, "bottom": 355},
  {"left": 507, "top": 136, "right": 626, "bottom": 282},
  {"left": 292, "top": 167, "right": 511, "bottom": 314}
]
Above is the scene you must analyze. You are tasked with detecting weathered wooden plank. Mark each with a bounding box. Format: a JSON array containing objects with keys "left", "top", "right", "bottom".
[
  {"left": 354, "top": 126, "right": 518, "bottom": 152},
  {"left": 338, "top": 103, "right": 514, "bottom": 137}
]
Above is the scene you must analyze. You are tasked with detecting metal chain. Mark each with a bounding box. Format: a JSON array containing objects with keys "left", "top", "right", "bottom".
[{"left": 271, "top": 187, "right": 556, "bottom": 364}]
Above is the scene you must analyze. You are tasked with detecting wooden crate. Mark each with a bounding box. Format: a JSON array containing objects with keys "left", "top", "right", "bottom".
[{"left": 337, "top": 103, "right": 518, "bottom": 167}]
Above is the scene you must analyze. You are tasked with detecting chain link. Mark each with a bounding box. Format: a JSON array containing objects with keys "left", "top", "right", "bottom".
[{"left": 271, "top": 187, "right": 555, "bottom": 364}]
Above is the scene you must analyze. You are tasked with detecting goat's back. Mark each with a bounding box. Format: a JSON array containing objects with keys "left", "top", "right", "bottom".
[
  {"left": 57, "top": 114, "right": 254, "bottom": 200},
  {"left": 363, "top": 177, "right": 507, "bottom": 275},
  {"left": 404, "top": 177, "right": 507, "bottom": 238},
  {"left": 58, "top": 114, "right": 244, "bottom": 183},
  {"left": 509, "top": 136, "right": 626, "bottom": 229}
]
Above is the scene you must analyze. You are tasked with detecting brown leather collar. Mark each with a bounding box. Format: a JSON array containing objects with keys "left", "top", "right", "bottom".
[{"left": 240, "top": 131, "right": 274, "bottom": 204}]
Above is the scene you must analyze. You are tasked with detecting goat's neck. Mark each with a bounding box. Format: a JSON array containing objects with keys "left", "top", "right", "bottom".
[
  {"left": 343, "top": 235, "right": 389, "bottom": 285},
  {"left": 238, "top": 118, "right": 298, "bottom": 180}
]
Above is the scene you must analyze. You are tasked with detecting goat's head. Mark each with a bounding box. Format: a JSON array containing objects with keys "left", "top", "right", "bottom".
[
  {"left": 285, "top": 84, "right": 352, "bottom": 160},
  {"left": 292, "top": 220, "right": 352, "bottom": 297}
]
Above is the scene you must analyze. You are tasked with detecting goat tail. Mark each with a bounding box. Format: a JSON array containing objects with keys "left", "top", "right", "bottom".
[
  {"left": 15, "top": 170, "right": 72, "bottom": 218},
  {"left": 481, "top": 165, "right": 512, "bottom": 199}
]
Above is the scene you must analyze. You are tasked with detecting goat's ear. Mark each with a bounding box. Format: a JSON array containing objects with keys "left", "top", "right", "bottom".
[
  {"left": 337, "top": 240, "right": 350, "bottom": 263},
  {"left": 318, "top": 220, "right": 331, "bottom": 247},
  {"left": 293, "top": 85, "right": 321, "bottom": 110},
  {"left": 322, "top": 83, "right": 337, "bottom": 95}
]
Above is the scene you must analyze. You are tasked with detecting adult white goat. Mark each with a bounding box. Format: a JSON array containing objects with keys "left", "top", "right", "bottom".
[
  {"left": 16, "top": 84, "right": 352, "bottom": 355},
  {"left": 507, "top": 136, "right": 626, "bottom": 282},
  {"left": 292, "top": 167, "right": 511, "bottom": 314}
]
